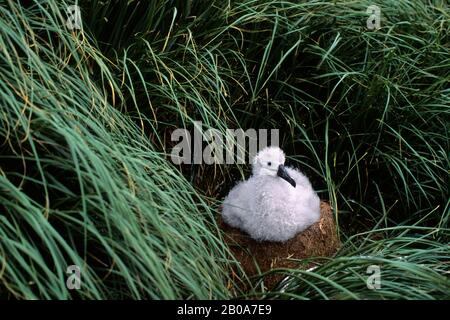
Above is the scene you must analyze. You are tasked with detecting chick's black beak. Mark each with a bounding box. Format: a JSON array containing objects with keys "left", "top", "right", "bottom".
[{"left": 277, "top": 164, "right": 296, "bottom": 188}]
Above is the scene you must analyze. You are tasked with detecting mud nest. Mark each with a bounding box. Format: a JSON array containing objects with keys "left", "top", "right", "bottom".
[{"left": 219, "top": 201, "right": 341, "bottom": 290}]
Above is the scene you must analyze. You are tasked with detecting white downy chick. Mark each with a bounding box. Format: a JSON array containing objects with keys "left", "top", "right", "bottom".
[{"left": 222, "top": 146, "right": 320, "bottom": 242}]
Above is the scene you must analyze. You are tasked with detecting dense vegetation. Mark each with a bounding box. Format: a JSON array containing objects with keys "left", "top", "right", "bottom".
[{"left": 1, "top": 0, "right": 449, "bottom": 299}]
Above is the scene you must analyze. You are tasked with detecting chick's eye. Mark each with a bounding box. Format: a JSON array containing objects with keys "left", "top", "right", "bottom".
[{"left": 267, "top": 162, "right": 272, "bottom": 166}]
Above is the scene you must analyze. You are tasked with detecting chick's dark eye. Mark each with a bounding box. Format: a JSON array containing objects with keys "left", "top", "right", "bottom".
[{"left": 267, "top": 162, "right": 272, "bottom": 166}]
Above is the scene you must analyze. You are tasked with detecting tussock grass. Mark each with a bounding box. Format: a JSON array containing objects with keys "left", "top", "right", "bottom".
[
  {"left": 0, "top": 0, "right": 236, "bottom": 299},
  {"left": 1, "top": 0, "right": 449, "bottom": 299}
]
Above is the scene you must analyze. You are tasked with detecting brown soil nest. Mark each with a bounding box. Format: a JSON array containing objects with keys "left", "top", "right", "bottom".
[{"left": 219, "top": 201, "right": 341, "bottom": 290}]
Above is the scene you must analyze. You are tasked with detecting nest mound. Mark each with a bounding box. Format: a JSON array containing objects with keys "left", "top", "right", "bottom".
[{"left": 219, "top": 201, "right": 341, "bottom": 289}]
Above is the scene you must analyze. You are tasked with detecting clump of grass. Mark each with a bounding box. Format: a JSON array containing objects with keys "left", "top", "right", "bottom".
[
  {"left": 0, "top": 0, "right": 237, "bottom": 299},
  {"left": 265, "top": 237, "right": 450, "bottom": 300},
  {"left": 248, "top": 204, "right": 450, "bottom": 299}
]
